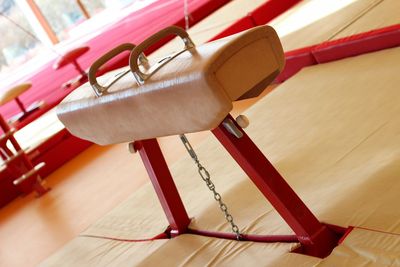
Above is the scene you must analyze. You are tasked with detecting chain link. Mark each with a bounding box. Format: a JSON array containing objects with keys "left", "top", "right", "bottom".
[{"left": 180, "top": 134, "right": 242, "bottom": 240}]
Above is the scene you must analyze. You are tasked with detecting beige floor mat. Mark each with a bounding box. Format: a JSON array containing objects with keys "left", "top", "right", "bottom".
[
  {"left": 81, "top": 46, "right": 400, "bottom": 241},
  {"left": 332, "top": 0, "right": 400, "bottom": 40},
  {"left": 269, "top": 0, "right": 399, "bottom": 51},
  {"left": 42, "top": 24, "right": 400, "bottom": 267},
  {"left": 317, "top": 228, "right": 400, "bottom": 266},
  {"left": 39, "top": 237, "right": 168, "bottom": 267}
]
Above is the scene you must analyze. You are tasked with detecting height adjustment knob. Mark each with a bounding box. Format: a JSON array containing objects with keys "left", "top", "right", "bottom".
[{"left": 236, "top": 115, "right": 249, "bottom": 128}]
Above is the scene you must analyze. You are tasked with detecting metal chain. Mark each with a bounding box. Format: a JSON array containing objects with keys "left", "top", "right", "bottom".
[{"left": 179, "top": 134, "right": 242, "bottom": 240}]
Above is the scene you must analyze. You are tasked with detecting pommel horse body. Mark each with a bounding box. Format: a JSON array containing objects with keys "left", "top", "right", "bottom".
[{"left": 57, "top": 26, "right": 347, "bottom": 258}]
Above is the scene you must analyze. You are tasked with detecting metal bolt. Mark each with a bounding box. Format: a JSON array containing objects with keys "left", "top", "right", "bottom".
[
  {"left": 222, "top": 118, "right": 243, "bottom": 138},
  {"left": 128, "top": 142, "right": 136, "bottom": 153},
  {"left": 236, "top": 115, "right": 249, "bottom": 128}
]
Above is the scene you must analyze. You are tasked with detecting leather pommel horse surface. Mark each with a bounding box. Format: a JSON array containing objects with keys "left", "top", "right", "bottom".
[{"left": 56, "top": 26, "right": 284, "bottom": 145}]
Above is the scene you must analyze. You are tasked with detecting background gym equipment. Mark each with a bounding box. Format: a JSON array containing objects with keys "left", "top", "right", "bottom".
[
  {"left": 53, "top": 46, "right": 90, "bottom": 89},
  {"left": 0, "top": 112, "right": 49, "bottom": 197},
  {"left": 0, "top": 83, "right": 45, "bottom": 123}
]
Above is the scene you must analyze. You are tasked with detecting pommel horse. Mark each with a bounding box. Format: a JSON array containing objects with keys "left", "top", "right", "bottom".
[{"left": 56, "top": 26, "right": 347, "bottom": 258}]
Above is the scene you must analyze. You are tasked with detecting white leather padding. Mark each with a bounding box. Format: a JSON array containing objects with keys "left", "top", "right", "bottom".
[{"left": 56, "top": 26, "right": 284, "bottom": 145}]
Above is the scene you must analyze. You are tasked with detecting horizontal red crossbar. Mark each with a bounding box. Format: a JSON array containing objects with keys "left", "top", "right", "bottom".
[{"left": 187, "top": 228, "right": 298, "bottom": 243}]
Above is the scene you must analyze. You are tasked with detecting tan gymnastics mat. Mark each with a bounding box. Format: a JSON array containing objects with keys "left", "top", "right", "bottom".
[
  {"left": 40, "top": 228, "right": 400, "bottom": 266},
  {"left": 41, "top": 46, "right": 400, "bottom": 266},
  {"left": 153, "top": 0, "right": 400, "bottom": 59},
  {"left": 269, "top": 0, "right": 400, "bottom": 51}
]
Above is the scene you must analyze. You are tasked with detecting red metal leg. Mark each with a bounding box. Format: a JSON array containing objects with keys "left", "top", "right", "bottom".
[
  {"left": 73, "top": 61, "right": 86, "bottom": 76},
  {"left": 212, "top": 115, "right": 338, "bottom": 257},
  {"left": 135, "top": 139, "right": 190, "bottom": 236},
  {"left": 13, "top": 97, "right": 44, "bottom": 122},
  {"left": 15, "top": 97, "right": 27, "bottom": 114}
]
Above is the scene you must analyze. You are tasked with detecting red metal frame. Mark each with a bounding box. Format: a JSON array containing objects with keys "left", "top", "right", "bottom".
[
  {"left": 313, "top": 24, "right": 400, "bottom": 63},
  {"left": 134, "top": 114, "right": 342, "bottom": 257}
]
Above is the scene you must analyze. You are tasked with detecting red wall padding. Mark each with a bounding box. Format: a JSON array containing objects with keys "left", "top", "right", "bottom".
[
  {"left": 313, "top": 24, "right": 400, "bottom": 63},
  {"left": 276, "top": 24, "right": 400, "bottom": 82},
  {"left": 275, "top": 45, "right": 318, "bottom": 82}
]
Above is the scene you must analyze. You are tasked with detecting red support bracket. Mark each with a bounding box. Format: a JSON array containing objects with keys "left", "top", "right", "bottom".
[{"left": 211, "top": 115, "right": 339, "bottom": 257}]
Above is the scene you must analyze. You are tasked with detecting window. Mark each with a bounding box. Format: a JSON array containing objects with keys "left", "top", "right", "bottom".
[
  {"left": 0, "top": 0, "right": 42, "bottom": 74},
  {"left": 34, "top": 0, "right": 106, "bottom": 40}
]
